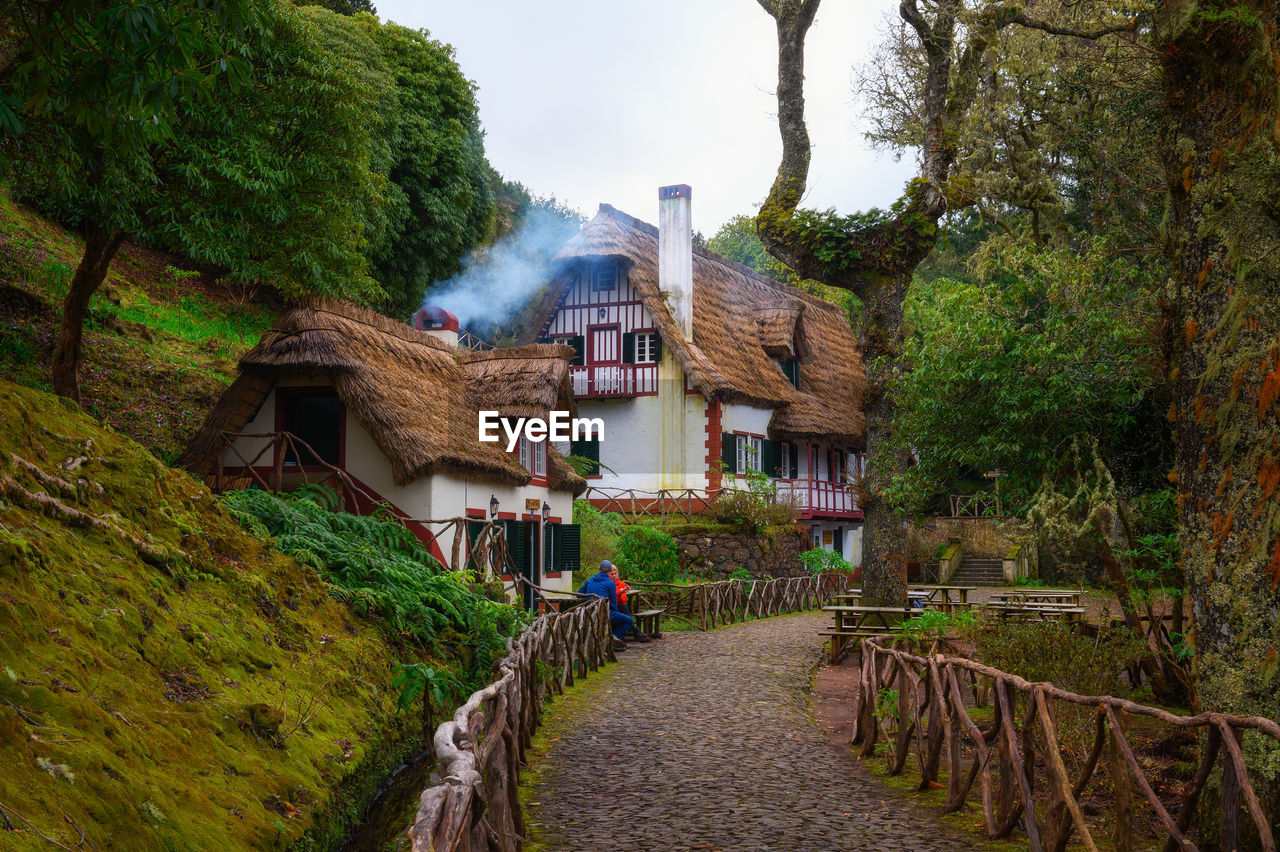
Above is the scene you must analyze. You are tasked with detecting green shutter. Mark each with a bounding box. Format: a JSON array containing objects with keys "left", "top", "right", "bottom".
[
  {"left": 782, "top": 358, "right": 799, "bottom": 388},
  {"left": 762, "top": 439, "right": 781, "bottom": 477},
  {"left": 789, "top": 443, "right": 799, "bottom": 478},
  {"left": 504, "top": 520, "right": 525, "bottom": 575},
  {"left": 622, "top": 332, "right": 635, "bottom": 364},
  {"left": 560, "top": 524, "right": 581, "bottom": 573},
  {"left": 568, "top": 336, "right": 585, "bottom": 366},
  {"left": 652, "top": 334, "right": 663, "bottom": 362},
  {"left": 721, "top": 432, "right": 737, "bottom": 474},
  {"left": 570, "top": 438, "right": 600, "bottom": 476}
]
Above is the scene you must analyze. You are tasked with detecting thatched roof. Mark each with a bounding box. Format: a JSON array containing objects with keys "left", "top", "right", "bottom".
[
  {"left": 524, "top": 204, "right": 865, "bottom": 444},
  {"left": 179, "top": 300, "right": 586, "bottom": 493}
]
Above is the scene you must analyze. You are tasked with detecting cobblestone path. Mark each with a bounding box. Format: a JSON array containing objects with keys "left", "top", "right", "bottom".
[{"left": 525, "top": 612, "right": 981, "bottom": 852}]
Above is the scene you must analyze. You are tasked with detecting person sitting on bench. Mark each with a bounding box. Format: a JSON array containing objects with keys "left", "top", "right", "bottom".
[
  {"left": 609, "top": 563, "right": 654, "bottom": 642},
  {"left": 578, "top": 560, "right": 646, "bottom": 649}
]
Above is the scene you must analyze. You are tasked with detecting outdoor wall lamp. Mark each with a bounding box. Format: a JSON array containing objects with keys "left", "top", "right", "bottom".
[
  {"left": 489, "top": 494, "right": 499, "bottom": 521},
  {"left": 541, "top": 501, "right": 551, "bottom": 522}
]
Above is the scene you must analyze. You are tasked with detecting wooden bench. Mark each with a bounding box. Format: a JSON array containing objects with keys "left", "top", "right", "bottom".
[
  {"left": 820, "top": 605, "right": 919, "bottom": 664},
  {"left": 818, "top": 626, "right": 904, "bottom": 664},
  {"left": 633, "top": 608, "right": 665, "bottom": 638},
  {"left": 984, "top": 603, "right": 1086, "bottom": 622}
]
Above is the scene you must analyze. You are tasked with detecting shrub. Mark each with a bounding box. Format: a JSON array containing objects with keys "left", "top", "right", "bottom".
[
  {"left": 222, "top": 485, "right": 527, "bottom": 686},
  {"left": 798, "top": 547, "right": 852, "bottom": 576},
  {"left": 574, "top": 499, "right": 624, "bottom": 579},
  {"left": 727, "top": 567, "right": 752, "bottom": 581},
  {"left": 613, "top": 525, "right": 679, "bottom": 583},
  {"left": 962, "top": 617, "right": 1147, "bottom": 757},
  {"left": 707, "top": 468, "right": 797, "bottom": 532}
]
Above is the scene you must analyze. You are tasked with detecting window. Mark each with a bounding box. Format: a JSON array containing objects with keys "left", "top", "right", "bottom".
[
  {"left": 570, "top": 437, "right": 601, "bottom": 476},
  {"left": 279, "top": 389, "right": 341, "bottom": 467},
  {"left": 590, "top": 263, "right": 617, "bottom": 292},
  {"left": 779, "top": 357, "right": 800, "bottom": 388},
  {"left": 736, "top": 434, "right": 763, "bottom": 474},
  {"left": 534, "top": 440, "right": 546, "bottom": 477},
  {"left": 518, "top": 435, "right": 531, "bottom": 471},
  {"left": 829, "top": 448, "right": 845, "bottom": 483},
  {"left": 635, "top": 333, "right": 658, "bottom": 363},
  {"left": 778, "top": 442, "right": 799, "bottom": 479}
]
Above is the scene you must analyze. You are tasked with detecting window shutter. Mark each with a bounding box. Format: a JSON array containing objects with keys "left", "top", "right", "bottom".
[
  {"left": 568, "top": 336, "right": 585, "bottom": 366},
  {"left": 622, "top": 332, "right": 635, "bottom": 364},
  {"left": 782, "top": 358, "right": 799, "bottom": 388},
  {"left": 721, "top": 433, "right": 737, "bottom": 474},
  {"left": 652, "top": 334, "right": 663, "bottom": 362},
  {"left": 503, "top": 520, "right": 524, "bottom": 575},
  {"left": 789, "top": 443, "right": 799, "bottom": 479},
  {"left": 560, "top": 524, "right": 581, "bottom": 573},
  {"left": 570, "top": 438, "right": 600, "bottom": 476},
  {"left": 762, "top": 439, "right": 780, "bottom": 477}
]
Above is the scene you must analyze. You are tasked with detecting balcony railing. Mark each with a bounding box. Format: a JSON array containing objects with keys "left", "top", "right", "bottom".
[
  {"left": 776, "top": 478, "right": 860, "bottom": 518},
  {"left": 569, "top": 363, "right": 658, "bottom": 398}
]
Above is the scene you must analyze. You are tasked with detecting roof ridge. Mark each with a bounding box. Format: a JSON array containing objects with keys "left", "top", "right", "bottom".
[{"left": 591, "top": 205, "right": 846, "bottom": 316}]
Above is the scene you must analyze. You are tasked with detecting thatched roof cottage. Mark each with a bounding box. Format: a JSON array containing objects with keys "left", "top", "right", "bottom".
[
  {"left": 180, "top": 300, "right": 586, "bottom": 596},
  {"left": 521, "top": 185, "right": 867, "bottom": 563}
]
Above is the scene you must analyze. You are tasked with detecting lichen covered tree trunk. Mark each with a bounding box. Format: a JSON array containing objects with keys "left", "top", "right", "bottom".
[{"left": 1157, "top": 0, "right": 1280, "bottom": 776}]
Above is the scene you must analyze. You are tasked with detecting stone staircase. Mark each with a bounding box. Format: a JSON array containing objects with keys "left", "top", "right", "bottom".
[{"left": 949, "top": 557, "right": 1005, "bottom": 587}]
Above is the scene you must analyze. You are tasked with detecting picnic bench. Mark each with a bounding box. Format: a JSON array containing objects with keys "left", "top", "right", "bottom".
[
  {"left": 989, "top": 589, "right": 1082, "bottom": 606},
  {"left": 982, "top": 601, "right": 1086, "bottom": 622},
  {"left": 838, "top": 586, "right": 974, "bottom": 613},
  {"left": 627, "top": 590, "right": 666, "bottom": 638},
  {"left": 819, "top": 605, "right": 921, "bottom": 664}
]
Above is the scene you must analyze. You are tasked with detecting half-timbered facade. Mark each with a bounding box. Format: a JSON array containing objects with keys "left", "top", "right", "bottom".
[{"left": 522, "top": 186, "right": 867, "bottom": 563}]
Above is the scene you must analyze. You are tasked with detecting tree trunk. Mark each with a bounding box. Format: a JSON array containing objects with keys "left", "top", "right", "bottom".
[
  {"left": 1157, "top": 0, "right": 1280, "bottom": 792},
  {"left": 52, "top": 222, "right": 125, "bottom": 402},
  {"left": 859, "top": 274, "right": 911, "bottom": 607}
]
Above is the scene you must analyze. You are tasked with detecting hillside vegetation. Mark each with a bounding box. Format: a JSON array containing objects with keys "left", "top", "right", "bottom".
[
  {"left": 0, "top": 190, "right": 278, "bottom": 463},
  {"left": 0, "top": 380, "right": 426, "bottom": 850}
]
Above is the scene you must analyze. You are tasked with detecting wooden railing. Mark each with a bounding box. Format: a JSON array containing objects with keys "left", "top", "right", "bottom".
[
  {"left": 950, "top": 493, "right": 1002, "bottom": 518},
  {"left": 776, "top": 478, "right": 860, "bottom": 517},
  {"left": 851, "top": 635, "right": 1280, "bottom": 851},
  {"left": 569, "top": 363, "right": 658, "bottom": 397},
  {"left": 630, "top": 573, "right": 852, "bottom": 631},
  {"left": 582, "top": 486, "right": 721, "bottom": 521},
  {"left": 407, "top": 597, "right": 614, "bottom": 852},
  {"left": 208, "top": 431, "right": 507, "bottom": 577}
]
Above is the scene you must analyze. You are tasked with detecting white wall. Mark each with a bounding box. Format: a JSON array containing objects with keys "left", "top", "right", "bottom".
[{"left": 807, "top": 520, "right": 863, "bottom": 566}]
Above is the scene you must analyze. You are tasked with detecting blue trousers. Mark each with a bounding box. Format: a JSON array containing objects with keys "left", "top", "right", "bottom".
[{"left": 609, "top": 609, "right": 636, "bottom": 640}]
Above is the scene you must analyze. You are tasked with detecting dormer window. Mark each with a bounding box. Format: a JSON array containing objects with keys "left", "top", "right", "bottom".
[
  {"left": 779, "top": 357, "right": 800, "bottom": 388},
  {"left": 590, "top": 262, "right": 617, "bottom": 292},
  {"left": 517, "top": 435, "right": 547, "bottom": 478}
]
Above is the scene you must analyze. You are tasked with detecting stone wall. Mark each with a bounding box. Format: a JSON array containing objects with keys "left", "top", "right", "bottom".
[{"left": 675, "top": 529, "right": 810, "bottom": 579}]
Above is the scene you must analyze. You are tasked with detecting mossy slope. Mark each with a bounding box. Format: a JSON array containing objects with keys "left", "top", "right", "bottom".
[{"left": 0, "top": 380, "right": 416, "bottom": 849}]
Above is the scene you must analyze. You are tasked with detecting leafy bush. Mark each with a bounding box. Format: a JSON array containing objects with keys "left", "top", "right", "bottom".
[
  {"left": 574, "top": 499, "right": 625, "bottom": 580},
  {"left": 798, "top": 547, "right": 852, "bottom": 576},
  {"left": 222, "top": 485, "right": 527, "bottom": 684},
  {"left": 707, "top": 467, "right": 797, "bottom": 532},
  {"left": 613, "top": 525, "right": 679, "bottom": 583},
  {"left": 963, "top": 617, "right": 1147, "bottom": 756},
  {"left": 727, "top": 567, "right": 752, "bottom": 581}
]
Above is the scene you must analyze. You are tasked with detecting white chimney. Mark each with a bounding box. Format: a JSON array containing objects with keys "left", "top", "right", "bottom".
[{"left": 658, "top": 184, "right": 693, "bottom": 340}]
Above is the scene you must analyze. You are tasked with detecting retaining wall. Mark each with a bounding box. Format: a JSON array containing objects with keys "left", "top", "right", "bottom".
[{"left": 674, "top": 528, "right": 810, "bottom": 579}]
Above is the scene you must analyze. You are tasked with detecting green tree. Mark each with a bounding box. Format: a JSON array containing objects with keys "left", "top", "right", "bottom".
[
  {"left": 359, "top": 17, "right": 493, "bottom": 316},
  {"left": 3, "top": 0, "right": 384, "bottom": 400},
  {"left": 291, "top": 0, "right": 375, "bottom": 14},
  {"left": 752, "top": 0, "right": 1133, "bottom": 605}
]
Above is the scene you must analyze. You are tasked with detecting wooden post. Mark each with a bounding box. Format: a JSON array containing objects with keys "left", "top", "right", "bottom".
[{"left": 1110, "top": 713, "right": 1133, "bottom": 852}]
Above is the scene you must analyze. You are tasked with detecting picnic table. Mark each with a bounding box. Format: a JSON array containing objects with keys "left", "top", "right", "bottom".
[
  {"left": 819, "top": 605, "right": 921, "bottom": 664},
  {"left": 840, "top": 586, "right": 974, "bottom": 613},
  {"left": 989, "top": 589, "right": 1082, "bottom": 606},
  {"left": 542, "top": 593, "right": 590, "bottom": 613},
  {"left": 911, "top": 585, "right": 975, "bottom": 612},
  {"left": 982, "top": 601, "right": 1086, "bottom": 622}
]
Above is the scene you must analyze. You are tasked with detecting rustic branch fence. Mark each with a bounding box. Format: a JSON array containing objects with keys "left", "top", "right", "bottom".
[
  {"left": 631, "top": 573, "right": 851, "bottom": 631},
  {"left": 209, "top": 430, "right": 508, "bottom": 576},
  {"left": 851, "top": 635, "right": 1280, "bottom": 851},
  {"left": 408, "top": 597, "right": 614, "bottom": 852},
  {"left": 581, "top": 486, "right": 722, "bottom": 522}
]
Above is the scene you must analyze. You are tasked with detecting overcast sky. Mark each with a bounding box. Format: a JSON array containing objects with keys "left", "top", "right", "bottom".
[{"left": 375, "top": 0, "right": 918, "bottom": 236}]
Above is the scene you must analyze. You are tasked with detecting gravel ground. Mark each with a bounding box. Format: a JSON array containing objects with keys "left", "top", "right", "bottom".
[{"left": 525, "top": 612, "right": 983, "bottom": 852}]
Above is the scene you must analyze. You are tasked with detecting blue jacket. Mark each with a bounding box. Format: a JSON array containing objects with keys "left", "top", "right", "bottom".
[{"left": 578, "top": 570, "right": 619, "bottom": 611}]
